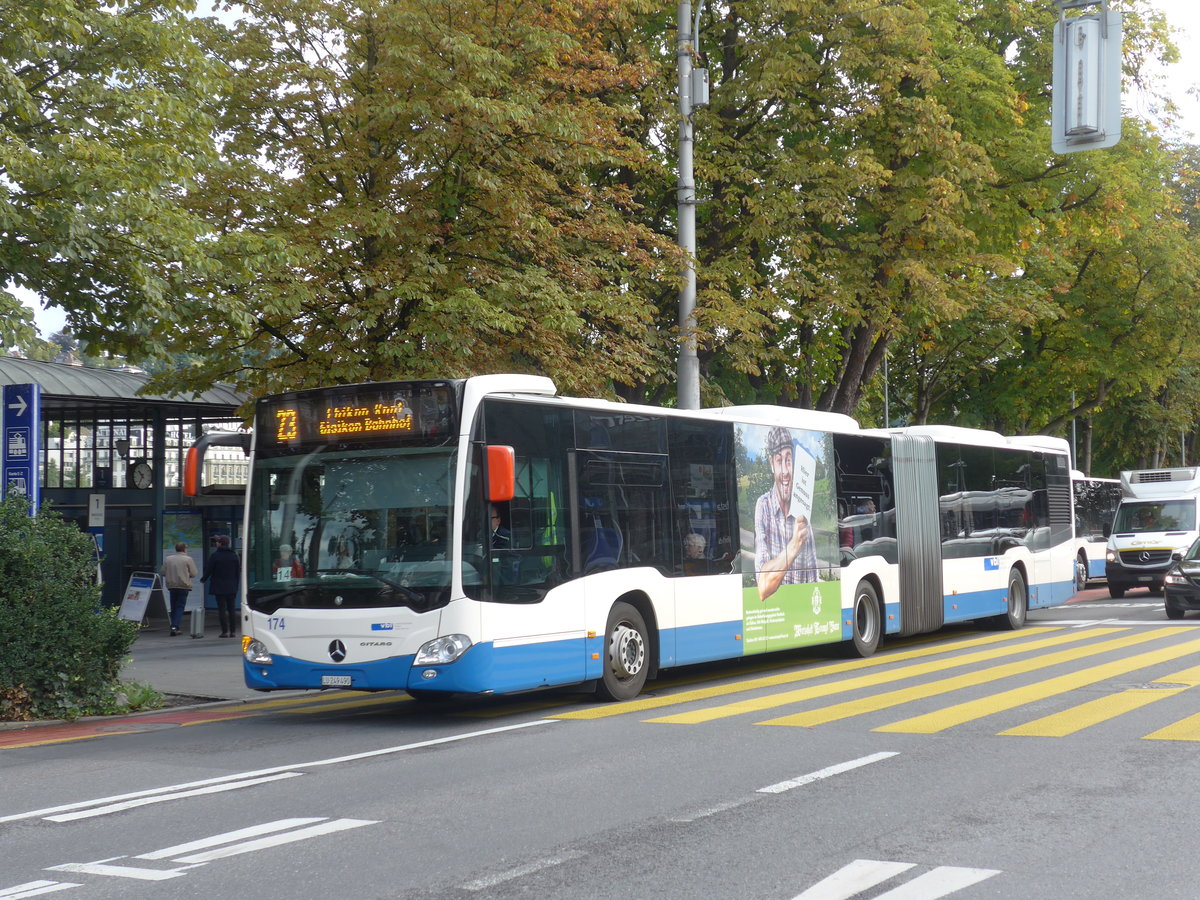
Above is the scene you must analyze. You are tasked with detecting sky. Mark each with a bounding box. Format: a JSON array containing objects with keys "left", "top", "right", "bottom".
[{"left": 17, "top": 0, "right": 1200, "bottom": 340}]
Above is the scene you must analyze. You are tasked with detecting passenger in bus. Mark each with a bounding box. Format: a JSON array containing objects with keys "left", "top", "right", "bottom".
[
  {"left": 754, "top": 425, "right": 818, "bottom": 601},
  {"left": 683, "top": 532, "right": 707, "bottom": 575},
  {"left": 273, "top": 543, "right": 305, "bottom": 579}
]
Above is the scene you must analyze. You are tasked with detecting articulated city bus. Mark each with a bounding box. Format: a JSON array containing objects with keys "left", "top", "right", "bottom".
[
  {"left": 1070, "top": 472, "right": 1121, "bottom": 589},
  {"left": 186, "top": 375, "right": 1076, "bottom": 701}
]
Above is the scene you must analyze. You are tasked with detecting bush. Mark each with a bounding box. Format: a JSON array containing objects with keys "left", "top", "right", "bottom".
[{"left": 0, "top": 494, "right": 138, "bottom": 720}]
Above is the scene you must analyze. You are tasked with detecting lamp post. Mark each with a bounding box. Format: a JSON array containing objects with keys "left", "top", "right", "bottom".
[{"left": 676, "top": 1, "right": 707, "bottom": 410}]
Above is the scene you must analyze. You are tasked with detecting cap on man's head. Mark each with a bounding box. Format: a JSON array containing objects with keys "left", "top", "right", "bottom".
[
  {"left": 280, "top": 544, "right": 293, "bottom": 553},
  {"left": 766, "top": 426, "right": 792, "bottom": 457}
]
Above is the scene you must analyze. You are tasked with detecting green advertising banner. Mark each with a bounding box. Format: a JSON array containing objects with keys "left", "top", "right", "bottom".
[{"left": 736, "top": 423, "right": 841, "bottom": 654}]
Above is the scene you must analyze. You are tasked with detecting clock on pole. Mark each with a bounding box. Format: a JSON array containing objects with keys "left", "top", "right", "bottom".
[{"left": 129, "top": 459, "right": 153, "bottom": 489}]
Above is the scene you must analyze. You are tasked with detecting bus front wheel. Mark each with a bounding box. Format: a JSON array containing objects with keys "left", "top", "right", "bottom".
[
  {"left": 596, "top": 601, "right": 649, "bottom": 702},
  {"left": 847, "top": 580, "right": 882, "bottom": 657},
  {"left": 994, "top": 569, "right": 1027, "bottom": 630}
]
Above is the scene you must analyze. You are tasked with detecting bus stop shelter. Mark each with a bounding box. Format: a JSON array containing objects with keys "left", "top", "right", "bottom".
[{"left": 0, "top": 356, "right": 246, "bottom": 608}]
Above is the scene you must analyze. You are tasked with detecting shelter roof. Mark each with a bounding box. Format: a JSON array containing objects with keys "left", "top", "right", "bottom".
[{"left": 0, "top": 356, "right": 244, "bottom": 417}]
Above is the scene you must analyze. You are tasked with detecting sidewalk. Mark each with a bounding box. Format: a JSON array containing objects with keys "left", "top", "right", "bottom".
[{"left": 120, "top": 611, "right": 264, "bottom": 703}]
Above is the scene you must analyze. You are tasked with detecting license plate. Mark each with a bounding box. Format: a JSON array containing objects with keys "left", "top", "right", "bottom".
[{"left": 321, "top": 675, "right": 352, "bottom": 687}]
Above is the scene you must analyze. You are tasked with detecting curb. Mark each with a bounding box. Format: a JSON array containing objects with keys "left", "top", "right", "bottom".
[{"left": 0, "top": 690, "right": 312, "bottom": 733}]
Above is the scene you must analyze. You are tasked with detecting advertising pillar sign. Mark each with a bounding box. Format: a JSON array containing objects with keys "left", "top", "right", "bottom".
[{"left": 2, "top": 383, "right": 41, "bottom": 511}]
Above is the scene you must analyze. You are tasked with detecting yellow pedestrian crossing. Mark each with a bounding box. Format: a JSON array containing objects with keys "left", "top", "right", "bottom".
[
  {"left": 548, "top": 624, "right": 1200, "bottom": 744},
  {"left": 999, "top": 664, "right": 1200, "bottom": 738},
  {"left": 756, "top": 627, "right": 1176, "bottom": 729},
  {"left": 1144, "top": 711, "right": 1200, "bottom": 741},
  {"left": 876, "top": 632, "right": 1200, "bottom": 734},
  {"left": 551, "top": 627, "right": 1064, "bottom": 721},
  {"left": 646, "top": 628, "right": 1131, "bottom": 726}
]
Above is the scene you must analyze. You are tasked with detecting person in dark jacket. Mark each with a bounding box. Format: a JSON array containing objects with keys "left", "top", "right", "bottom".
[{"left": 201, "top": 536, "right": 241, "bottom": 638}]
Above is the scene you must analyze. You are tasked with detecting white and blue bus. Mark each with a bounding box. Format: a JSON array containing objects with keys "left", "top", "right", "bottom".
[
  {"left": 1070, "top": 472, "right": 1121, "bottom": 589},
  {"left": 187, "top": 375, "right": 1076, "bottom": 701}
]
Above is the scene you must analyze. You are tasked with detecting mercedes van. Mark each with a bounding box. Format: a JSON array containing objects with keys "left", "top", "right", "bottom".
[{"left": 1105, "top": 467, "right": 1200, "bottom": 598}]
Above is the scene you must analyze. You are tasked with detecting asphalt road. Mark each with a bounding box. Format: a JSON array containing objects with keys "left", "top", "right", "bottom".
[{"left": 3, "top": 586, "right": 1198, "bottom": 899}]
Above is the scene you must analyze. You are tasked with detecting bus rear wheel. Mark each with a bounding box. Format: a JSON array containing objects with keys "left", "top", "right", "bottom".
[
  {"left": 993, "top": 569, "right": 1027, "bottom": 630},
  {"left": 847, "top": 580, "right": 882, "bottom": 657},
  {"left": 596, "top": 601, "right": 649, "bottom": 702}
]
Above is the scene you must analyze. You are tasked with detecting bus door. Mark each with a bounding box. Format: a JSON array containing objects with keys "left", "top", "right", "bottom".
[
  {"left": 573, "top": 449, "right": 671, "bottom": 669},
  {"left": 890, "top": 433, "right": 944, "bottom": 635}
]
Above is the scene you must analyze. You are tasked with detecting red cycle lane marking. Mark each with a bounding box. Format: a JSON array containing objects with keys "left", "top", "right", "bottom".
[{"left": 0, "top": 707, "right": 254, "bottom": 749}]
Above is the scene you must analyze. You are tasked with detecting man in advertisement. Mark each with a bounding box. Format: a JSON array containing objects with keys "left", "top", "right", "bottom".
[{"left": 754, "top": 425, "right": 818, "bottom": 602}]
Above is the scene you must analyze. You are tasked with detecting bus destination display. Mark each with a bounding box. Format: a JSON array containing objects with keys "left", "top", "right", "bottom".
[{"left": 258, "top": 383, "right": 456, "bottom": 447}]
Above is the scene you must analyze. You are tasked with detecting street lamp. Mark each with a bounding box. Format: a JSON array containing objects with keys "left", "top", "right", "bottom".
[{"left": 676, "top": 1, "right": 709, "bottom": 410}]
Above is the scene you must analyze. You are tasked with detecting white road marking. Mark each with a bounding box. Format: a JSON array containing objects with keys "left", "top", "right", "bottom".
[
  {"left": 757, "top": 752, "right": 898, "bottom": 795},
  {"left": 873, "top": 865, "right": 1000, "bottom": 899},
  {"left": 0, "top": 883, "right": 80, "bottom": 899},
  {"left": 1, "top": 719, "right": 556, "bottom": 824},
  {"left": 793, "top": 860, "right": 1000, "bottom": 900},
  {"left": 1038, "top": 619, "right": 1183, "bottom": 627},
  {"left": 136, "top": 818, "right": 327, "bottom": 859},
  {"left": 1063, "top": 602, "right": 1159, "bottom": 609},
  {"left": 46, "top": 773, "right": 303, "bottom": 822},
  {"left": 170, "top": 818, "right": 377, "bottom": 863},
  {"left": 792, "top": 859, "right": 915, "bottom": 899},
  {"left": 668, "top": 798, "right": 753, "bottom": 823},
  {"left": 45, "top": 862, "right": 185, "bottom": 882},
  {"left": 461, "top": 852, "right": 585, "bottom": 892}
]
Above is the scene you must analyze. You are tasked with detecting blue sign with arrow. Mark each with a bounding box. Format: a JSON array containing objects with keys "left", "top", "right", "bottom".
[{"left": 2, "top": 383, "right": 41, "bottom": 511}]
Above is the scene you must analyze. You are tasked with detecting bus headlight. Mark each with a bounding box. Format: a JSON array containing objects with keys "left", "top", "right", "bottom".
[
  {"left": 243, "top": 639, "right": 273, "bottom": 665},
  {"left": 415, "top": 634, "right": 472, "bottom": 665},
  {"left": 1106, "top": 549, "right": 1116, "bottom": 563}
]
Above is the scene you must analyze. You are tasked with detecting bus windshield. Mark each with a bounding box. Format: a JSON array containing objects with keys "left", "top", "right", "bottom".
[{"left": 247, "top": 447, "right": 466, "bottom": 614}]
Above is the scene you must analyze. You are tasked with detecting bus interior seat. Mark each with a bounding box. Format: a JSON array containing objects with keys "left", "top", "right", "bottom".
[{"left": 582, "top": 525, "right": 622, "bottom": 572}]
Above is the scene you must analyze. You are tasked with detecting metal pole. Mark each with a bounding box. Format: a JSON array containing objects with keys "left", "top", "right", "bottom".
[
  {"left": 676, "top": 1, "right": 700, "bottom": 410},
  {"left": 1070, "top": 391, "right": 1077, "bottom": 471},
  {"left": 883, "top": 350, "right": 889, "bottom": 427}
]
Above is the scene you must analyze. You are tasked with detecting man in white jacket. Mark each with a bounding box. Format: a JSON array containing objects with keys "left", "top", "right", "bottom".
[{"left": 160, "top": 542, "right": 198, "bottom": 636}]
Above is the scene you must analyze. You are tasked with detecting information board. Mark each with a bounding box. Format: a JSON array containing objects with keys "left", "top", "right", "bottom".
[
  {"left": 118, "top": 572, "right": 165, "bottom": 623},
  {"left": 2, "top": 382, "right": 40, "bottom": 509}
]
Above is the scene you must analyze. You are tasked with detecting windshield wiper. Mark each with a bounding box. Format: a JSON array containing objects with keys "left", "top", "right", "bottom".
[
  {"left": 316, "top": 568, "right": 425, "bottom": 603},
  {"left": 255, "top": 587, "right": 309, "bottom": 605}
]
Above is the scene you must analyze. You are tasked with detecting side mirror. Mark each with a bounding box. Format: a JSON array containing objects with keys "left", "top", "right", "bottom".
[
  {"left": 1102, "top": 523, "right": 1111, "bottom": 538},
  {"left": 487, "top": 445, "right": 515, "bottom": 502},
  {"left": 184, "top": 431, "right": 251, "bottom": 497},
  {"left": 1172, "top": 549, "right": 1185, "bottom": 561}
]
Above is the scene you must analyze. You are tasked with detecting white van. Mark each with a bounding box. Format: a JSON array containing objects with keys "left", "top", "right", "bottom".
[{"left": 1105, "top": 467, "right": 1200, "bottom": 598}]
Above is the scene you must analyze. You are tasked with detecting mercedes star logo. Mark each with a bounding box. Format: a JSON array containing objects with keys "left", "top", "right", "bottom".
[
  {"left": 1140, "top": 551, "right": 1151, "bottom": 563},
  {"left": 329, "top": 640, "right": 347, "bottom": 663}
]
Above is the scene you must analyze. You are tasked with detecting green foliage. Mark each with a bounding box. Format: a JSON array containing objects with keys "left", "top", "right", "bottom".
[
  {"left": 0, "top": 0, "right": 221, "bottom": 356},
  {"left": 133, "top": 0, "right": 680, "bottom": 401},
  {"left": 0, "top": 495, "right": 137, "bottom": 720},
  {"left": 116, "top": 680, "right": 165, "bottom": 713},
  {"left": 8, "top": 0, "right": 1200, "bottom": 474}
]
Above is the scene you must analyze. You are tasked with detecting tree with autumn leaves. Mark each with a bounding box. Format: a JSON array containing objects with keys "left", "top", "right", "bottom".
[{"left": 6, "top": 0, "right": 1200, "bottom": 470}]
